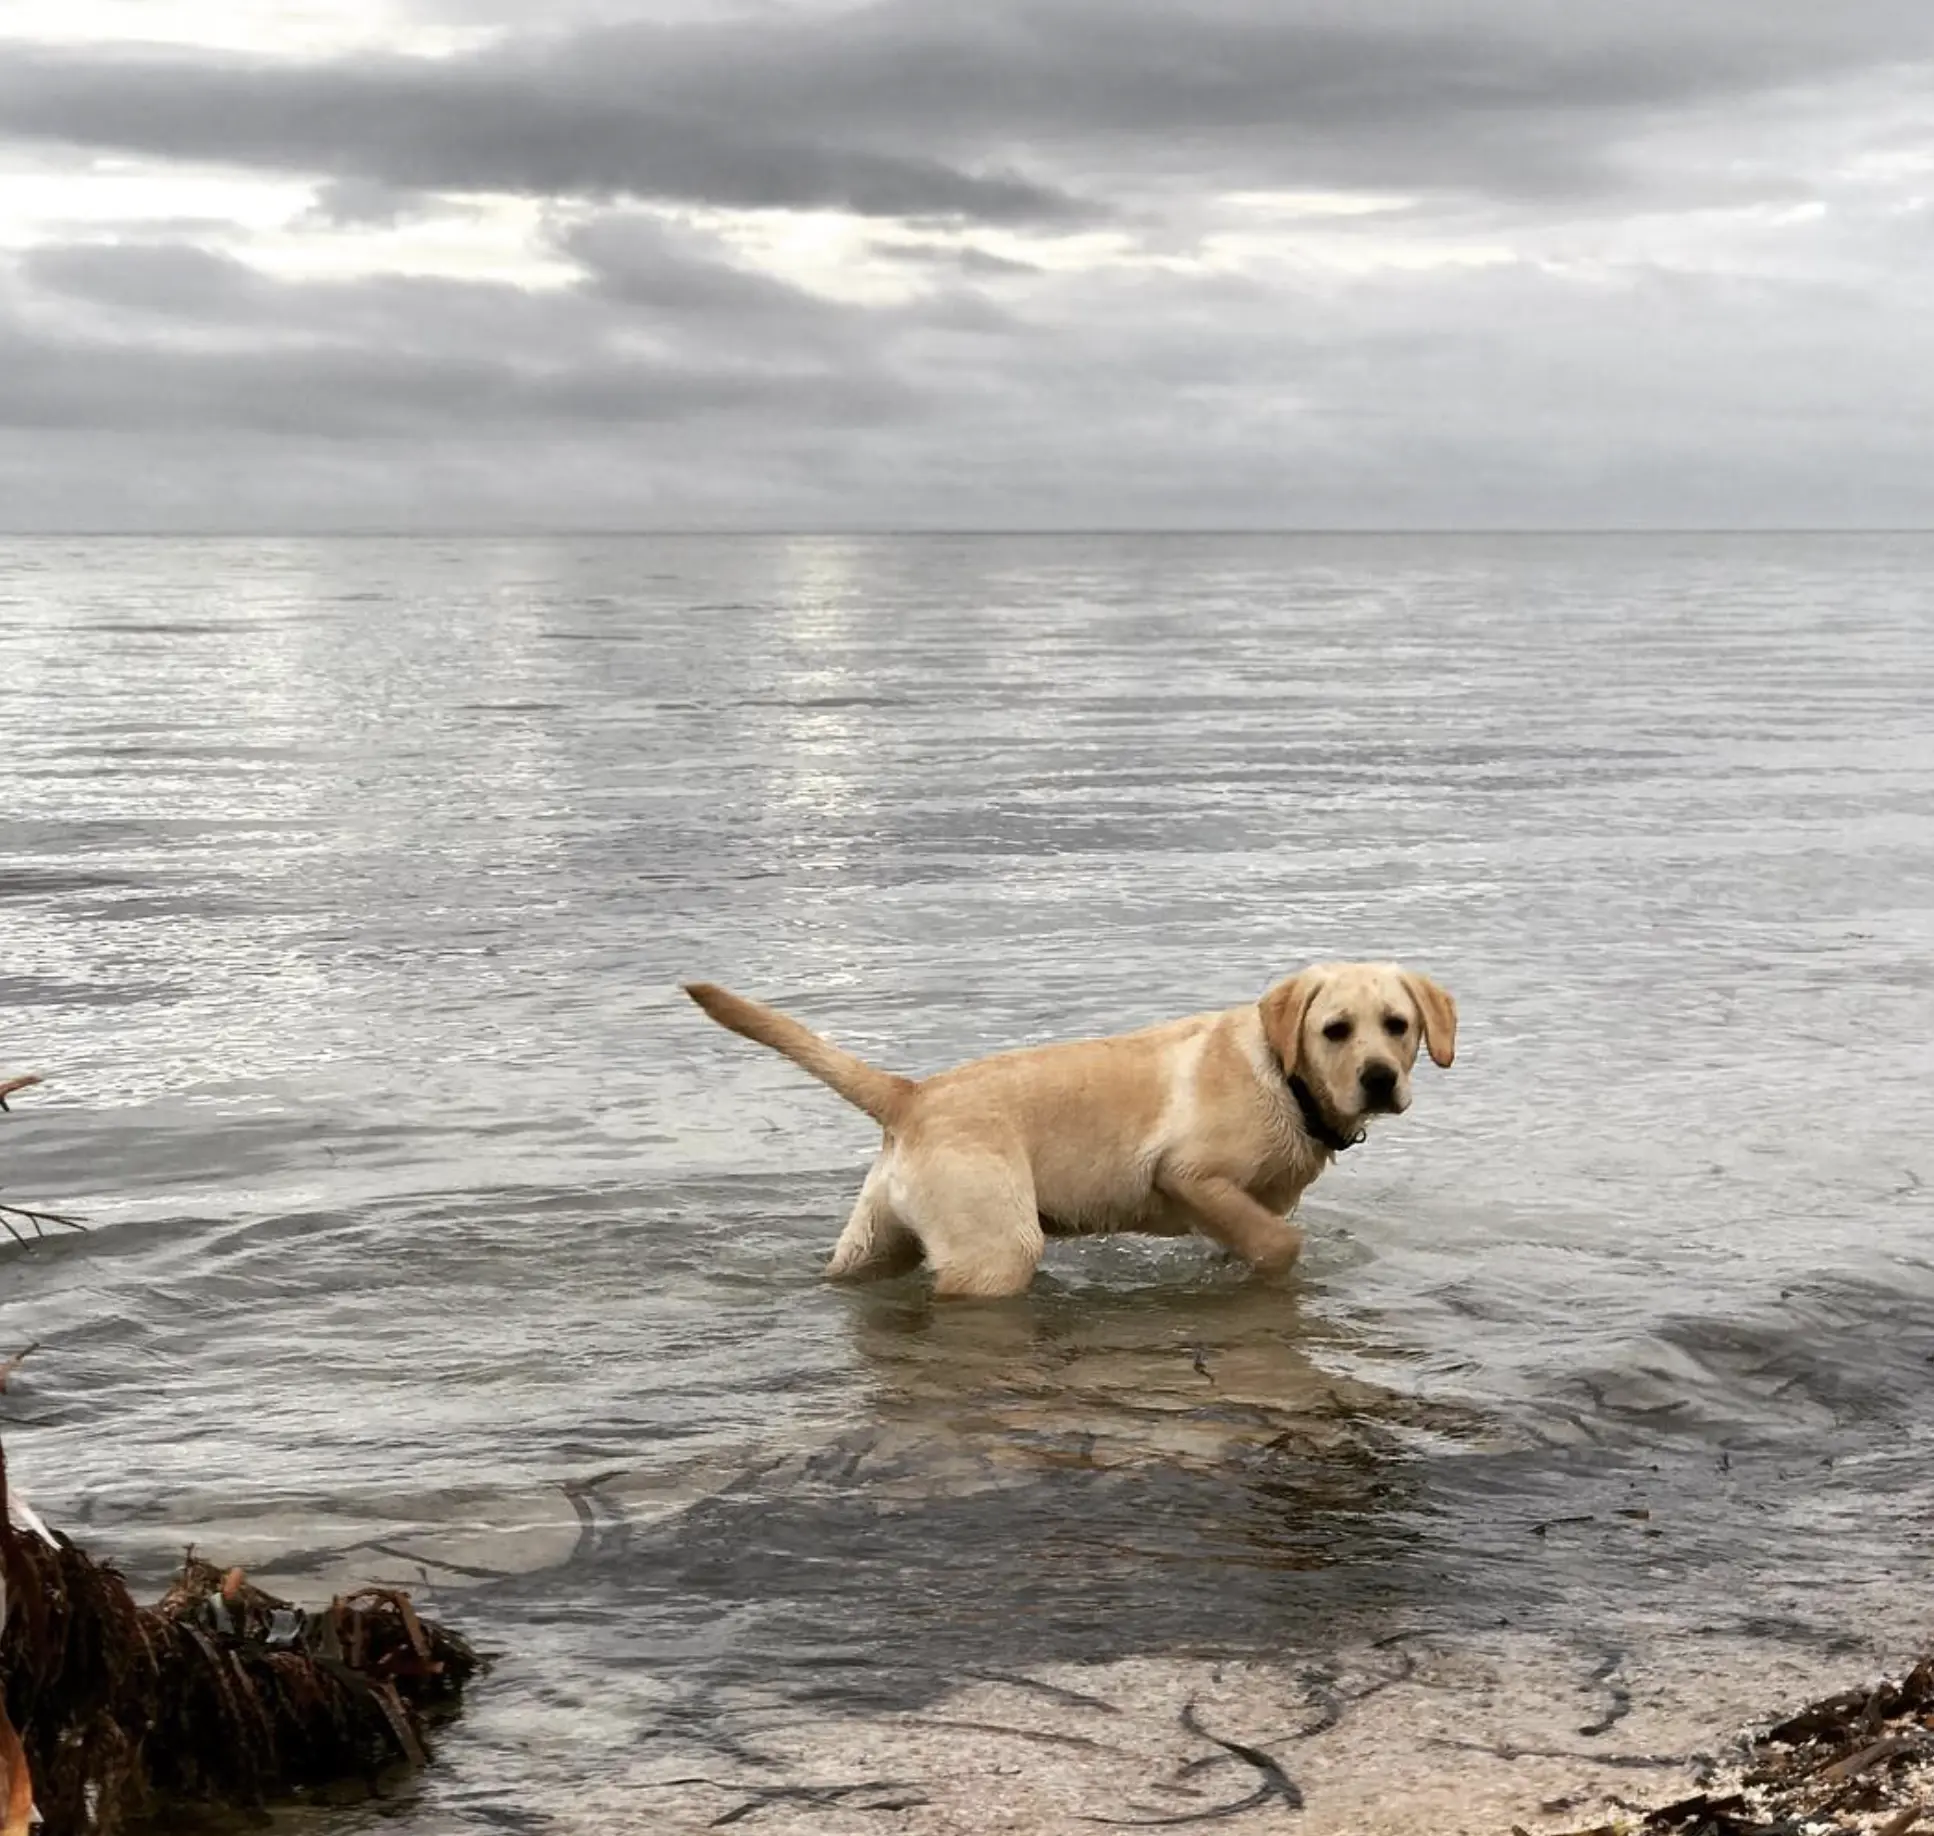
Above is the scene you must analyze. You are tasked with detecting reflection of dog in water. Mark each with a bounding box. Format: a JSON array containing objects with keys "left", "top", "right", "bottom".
[
  {"left": 683, "top": 962, "right": 1455, "bottom": 1298},
  {"left": 836, "top": 1277, "right": 1488, "bottom": 1485}
]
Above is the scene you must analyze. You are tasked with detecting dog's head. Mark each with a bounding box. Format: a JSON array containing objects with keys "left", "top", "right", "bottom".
[{"left": 1259, "top": 961, "right": 1456, "bottom": 1136}]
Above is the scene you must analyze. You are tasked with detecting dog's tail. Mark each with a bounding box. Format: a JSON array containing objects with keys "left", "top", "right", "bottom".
[{"left": 682, "top": 983, "right": 915, "bottom": 1127}]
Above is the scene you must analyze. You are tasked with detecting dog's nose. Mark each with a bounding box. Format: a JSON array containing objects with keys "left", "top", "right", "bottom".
[{"left": 1360, "top": 1062, "right": 1398, "bottom": 1105}]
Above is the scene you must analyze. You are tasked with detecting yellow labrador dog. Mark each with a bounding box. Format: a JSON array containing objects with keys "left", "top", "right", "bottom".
[{"left": 683, "top": 964, "right": 1455, "bottom": 1300}]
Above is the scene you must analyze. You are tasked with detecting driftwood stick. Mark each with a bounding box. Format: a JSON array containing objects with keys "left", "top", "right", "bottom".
[
  {"left": 0, "top": 1074, "right": 85, "bottom": 1246},
  {"left": 0, "top": 1205, "right": 86, "bottom": 1246}
]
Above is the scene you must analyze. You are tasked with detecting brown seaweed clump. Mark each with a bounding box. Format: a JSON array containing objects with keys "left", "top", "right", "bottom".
[
  {"left": 1548, "top": 1656, "right": 1934, "bottom": 1836},
  {"left": 1, "top": 1440, "right": 482, "bottom": 1836}
]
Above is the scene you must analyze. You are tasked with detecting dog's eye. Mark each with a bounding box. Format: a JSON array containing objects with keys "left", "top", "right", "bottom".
[
  {"left": 1321, "top": 1018, "right": 1352, "bottom": 1043},
  {"left": 1383, "top": 1015, "right": 1409, "bottom": 1037}
]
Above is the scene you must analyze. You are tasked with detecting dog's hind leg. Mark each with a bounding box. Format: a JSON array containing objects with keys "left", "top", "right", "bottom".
[
  {"left": 825, "top": 1169, "right": 923, "bottom": 1282},
  {"left": 897, "top": 1151, "right": 1044, "bottom": 1300}
]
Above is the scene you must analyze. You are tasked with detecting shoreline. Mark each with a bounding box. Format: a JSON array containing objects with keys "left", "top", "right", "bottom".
[
  {"left": 9, "top": 1352, "right": 1927, "bottom": 1833},
  {"left": 601, "top": 1637, "right": 1930, "bottom": 1835}
]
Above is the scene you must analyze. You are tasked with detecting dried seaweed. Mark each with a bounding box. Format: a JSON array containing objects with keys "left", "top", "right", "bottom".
[
  {"left": 1551, "top": 1654, "right": 1934, "bottom": 1836},
  {"left": 1, "top": 1440, "right": 481, "bottom": 1835},
  {"left": 1088, "top": 1700, "right": 1303, "bottom": 1827},
  {"left": 1578, "top": 1649, "right": 1634, "bottom": 1739},
  {"left": 642, "top": 1777, "right": 925, "bottom": 1827}
]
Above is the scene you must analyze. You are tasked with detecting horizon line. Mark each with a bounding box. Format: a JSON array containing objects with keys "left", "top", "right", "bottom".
[{"left": 4, "top": 525, "right": 1934, "bottom": 540}]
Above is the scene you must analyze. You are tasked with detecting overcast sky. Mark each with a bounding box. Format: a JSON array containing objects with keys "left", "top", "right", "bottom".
[{"left": 1, "top": 0, "right": 1931, "bottom": 530}]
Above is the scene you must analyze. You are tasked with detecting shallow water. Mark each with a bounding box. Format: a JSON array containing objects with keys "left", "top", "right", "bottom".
[{"left": 3, "top": 533, "right": 1932, "bottom": 1830}]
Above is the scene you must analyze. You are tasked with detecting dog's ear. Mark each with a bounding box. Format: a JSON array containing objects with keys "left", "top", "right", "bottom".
[
  {"left": 1259, "top": 971, "right": 1322, "bottom": 1077},
  {"left": 1401, "top": 971, "right": 1458, "bottom": 1068}
]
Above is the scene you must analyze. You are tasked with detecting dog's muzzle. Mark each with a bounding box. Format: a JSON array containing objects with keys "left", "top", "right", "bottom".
[{"left": 1359, "top": 1061, "right": 1400, "bottom": 1111}]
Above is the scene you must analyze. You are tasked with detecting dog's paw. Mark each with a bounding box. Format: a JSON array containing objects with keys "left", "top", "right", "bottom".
[{"left": 1249, "top": 1232, "right": 1306, "bottom": 1280}]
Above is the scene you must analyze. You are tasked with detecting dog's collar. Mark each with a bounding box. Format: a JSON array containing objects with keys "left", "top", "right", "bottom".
[{"left": 1266, "top": 1047, "right": 1366, "bottom": 1154}]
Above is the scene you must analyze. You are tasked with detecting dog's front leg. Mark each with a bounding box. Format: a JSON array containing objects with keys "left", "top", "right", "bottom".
[{"left": 1154, "top": 1167, "right": 1305, "bottom": 1276}]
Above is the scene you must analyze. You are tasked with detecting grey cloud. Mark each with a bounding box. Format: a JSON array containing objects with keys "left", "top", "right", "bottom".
[
  {"left": 0, "top": 316, "right": 913, "bottom": 438},
  {"left": 871, "top": 240, "right": 1046, "bottom": 277},
  {"left": 554, "top": 211, "right": 1019, "bottom": 345},
  {"left": 22, "top": 242, "right": 268, "bottom": 319},
  {"left": 2, "top": 1, "right": 1932, "bottom": 222},
  {"left": 2, "top": 3, "right": 1933, "bottom": 529},
  {"left": 0, "top": 236, "right": 925, "bottom": 440},
  {"left": 947, "top": 247, "right": 1042, "bottom": 277},
  {"left": 305, "top": 177, "right": 436, "bottom": 228},
  {"left": 4, "top": 219, "right": 1933, "bottom": 530},
  {"left": 559, "top": 214, "right": 856, "bottom": 324},
  {"left": 0, "top": 37, "right": 1094, "bottom": 224}
]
